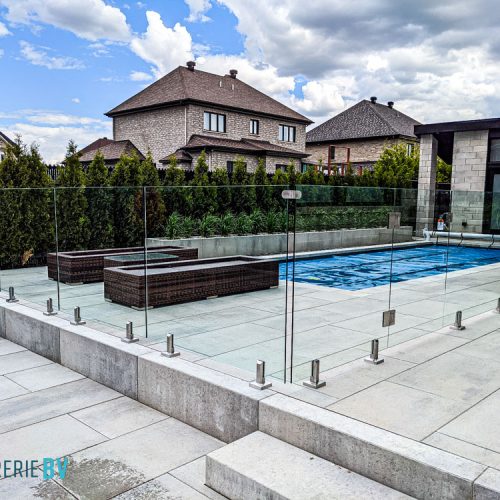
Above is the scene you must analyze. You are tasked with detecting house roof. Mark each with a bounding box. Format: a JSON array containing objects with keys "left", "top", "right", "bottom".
[
  {"left": 106, "top": 65, "right": 312, "bottom": 124},
  {"left": 159, "top": 149, "right": 193, "bottom": 164},
  {"left": 306, "top": 99, "right": 420, "bottom": 143},
  {"left": 79, "top": 138, "right": 145, "bottom": 163},
  {"left": 179, "top": 134, "right": 308, "bottom": 159},
  {"left": 0, "top": 131, "right": 14, "bottom": 146}
]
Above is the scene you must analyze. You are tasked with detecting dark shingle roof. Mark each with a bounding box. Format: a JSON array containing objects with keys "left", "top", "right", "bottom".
[
  {"left": 306, "top": 100, "right": 420, "bottom": 143},
  {"left": 179, "top": 134, "right": 308, "bottom": 158},
  {"left": 106, "top": 66, "right": 312, "bottom": 124},
  {"left": 159, "top": 149, "right": 193, "bottom": 164},
  {"left": 79, "top": 139, "right": 144, "bottom": 163},
  {"left": 0, "top": 131, "right": 14, "bottom": 146}
]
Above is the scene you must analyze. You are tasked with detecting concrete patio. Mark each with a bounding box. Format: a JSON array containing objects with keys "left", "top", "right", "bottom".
[{"left": 0, "top": 338, "right": 226, "bottom": 498}]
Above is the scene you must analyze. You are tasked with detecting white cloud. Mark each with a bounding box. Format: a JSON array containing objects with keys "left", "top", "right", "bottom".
[
  {"left": 0, "top": 21, "right": 12, "bottom": 36},
  {"left": 129, "top": 70, "right": 152, "bottom": 81},
  {"left": 1, "top": 112, "right": 112, "bottom": 163},
  {"left": 71, "top": 97, "right": 80, "bottom": 103},
  {"left": 20, "top": 41, "right": 85, "bottom": 70},
  {"left": 1, "top": 0, "right": 131, "bottom": 42},
  {"left": 130, "top": 11, "right": 193, "bottom": 79},
  {"left": 0, "top": 48, "right": 4, "bottom": 58},
  {"left": 185, "top": 0, "right": 211, "bottom": 22}
]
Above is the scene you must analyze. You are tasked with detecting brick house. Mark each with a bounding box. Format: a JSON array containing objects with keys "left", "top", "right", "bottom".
[
  {"left": 78, "top": 137, "right": 145, "bottom": 168},
  {"left": 0, "top": 131, "right": 14, "bottom": 162},
  {"left": 305, "top": 97, "right": 420, "bottom": 175},
  {"left": 104, "top": 61, "right": 312, "bottom": 172}
]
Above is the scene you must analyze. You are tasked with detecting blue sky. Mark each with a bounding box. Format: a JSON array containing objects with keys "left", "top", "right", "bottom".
[{"left": 1, "top": 0, "right": 500, "bottom": 162}]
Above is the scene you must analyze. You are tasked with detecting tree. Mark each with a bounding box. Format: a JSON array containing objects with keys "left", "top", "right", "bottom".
[
  {"left": 253, "top": 158, "right": 272, "bottom": 212},
  {"left": 141, "top": 153, "right": 166, "bottom": 238},
  {"left": 191, "top": 151, "right": 217, "bottom": 217},
  {"left": 212, "top": 167, "right": 232, "bottom": 214},
  {"left": 373, "top": 143, "right": 419, "bottom": 188},
  {"left": 286, "top": 160, "right": 298, "bottom": 188},
  {"left": 437, "top": 158, "right": 452, "bottom": 184},
  {"left": 271, "top": 167, "right": 288, "bottom": 211},
  {"left": 231, "top": 156, "right": 255, "bottom": 214},
  {"left": 110, "top": 152, "right": 144, "bottom": 247},
  {"left": 85, "top": 151, "right": 114, "bottom": 248},
  {"left": 56, "top": 141, "right": 89, "bottom": 251},
  {"left": 164, "top": 154, "right": 190, "bottom": 215}
]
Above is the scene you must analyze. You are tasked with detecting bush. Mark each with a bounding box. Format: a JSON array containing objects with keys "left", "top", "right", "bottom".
[{"left": 217, "top": 212, "right": 235, "bottom": 236}]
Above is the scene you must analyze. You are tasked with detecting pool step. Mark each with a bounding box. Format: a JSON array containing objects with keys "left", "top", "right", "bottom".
[{"left": 205, "top": 431, "right": 413, "bottom": 499}]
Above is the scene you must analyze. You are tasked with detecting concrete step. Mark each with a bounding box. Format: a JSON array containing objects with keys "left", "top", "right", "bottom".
[{"left": 206, "top": 431, "right": 413, "bottom": 500}]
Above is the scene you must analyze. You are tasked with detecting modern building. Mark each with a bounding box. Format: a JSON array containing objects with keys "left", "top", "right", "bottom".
[
  {"left": 415, "top": 118, "right": 500, "bottom": 234},
  {"left": 0, "top": 131, "right": 14, "bottom": 162},
  {"left": 104, "top": 61, "right": 312, "bottom": 172},
  {"left": 306, "top": 97, "right": 420, "bottom": 175},
  {"left": 78, "top": 137, "right": 145, "bottom": 168}
]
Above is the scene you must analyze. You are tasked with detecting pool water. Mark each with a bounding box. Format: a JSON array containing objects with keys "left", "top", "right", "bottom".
[{"left": 279, "top": 245, "right": 500, "bottom": 290}]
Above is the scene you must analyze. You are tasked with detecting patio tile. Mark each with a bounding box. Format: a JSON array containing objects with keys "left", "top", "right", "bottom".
[
  {"left": 424, "top": 432, "right": 500, "bottom": 469},
  {"left": 57, "top": 418, "right": 222, "bottom": 499},
  {"left": 330, "top": 380, "right": 469, "bottom": 440},
  {"left": 380, "top": 332, "right": 469, "bottom": 364},
  {"left": 0, "top": 476, "right": 74, "bottom": 499},
  {"left": 397, "top": 299, "right": 463, "bottom": 320},
  {"left": 71, "top": 396, "right": 168, "bottom": 439},
  {"left": 437, "top": 390, "right": 500, "bottom": 454},
  {"left": 0, "top": 350, "right": 52, "bottom": 376},
  {"left": 390, "top": 351, "right": 500, "bottom": 404},
  {"left": 0, "top": 378, "right": 120, "bottom": 434},
  {"left": 113, "top": 473, "right": 209, "bottom": 499},
  {"left": 0, "top": 339, "right": 27, "bottom": 356},
  {"left": 170, "top": 457, "right": 226, "bottom": 499},
  {"left": 453, "top": 330, "right": 500, "bottom": 362},
  {"left": 0, "top": 414, "right": 106, "bottom": 470},
  {"left": 315, "top": 297, "right": 388, "bottom": 319},
  {"left": 6, "top": 363, "right": 84, "bottom": 392},
  {"left": 0, "top": 376, "right": 29, "bottom": 401}
]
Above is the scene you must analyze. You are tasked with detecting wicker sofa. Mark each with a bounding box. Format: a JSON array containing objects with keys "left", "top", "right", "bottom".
[
  {"left": 103, "top": 256, "right": 279, "bottom": 308},
  {"left": 47, "top": 246, "right": 198, "bottom": 284}
]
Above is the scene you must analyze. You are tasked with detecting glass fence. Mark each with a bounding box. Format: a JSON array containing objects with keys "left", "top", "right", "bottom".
[{"left": 1, "top": 184, "right": 499, "bottom": 390}]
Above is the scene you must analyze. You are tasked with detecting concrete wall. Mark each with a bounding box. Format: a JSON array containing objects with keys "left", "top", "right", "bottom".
[
  {"left": 450, "top": 130, "right": 488, "bottom": 233},
  {"left": 416, "top": 134, "right": 438, "bottom": 233},
  {"left": 147, "top": 227, "right": 413, "bottom": 258}
]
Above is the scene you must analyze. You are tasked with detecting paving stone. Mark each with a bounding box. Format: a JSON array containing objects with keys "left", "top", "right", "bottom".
[
  {"left": 6, "top": 363, "right": 84, "bottom": 392},
  {"left": 0, "top": 338, "right": 26, "bottom": 356},
  {"left": 0, "top": 350, "right": 52, "bottom": 375},
  {"left": 0, "top": 476, "right": 74, "bottom": 499},
  {"left": 71, "top": 396, "right": 168, "bottom": 439},
  {"left": 57, "top": 418, "right": 222, "bottom": 499},
  {"left": 0, "top": 375, "right": 29, "bottom": 401}
]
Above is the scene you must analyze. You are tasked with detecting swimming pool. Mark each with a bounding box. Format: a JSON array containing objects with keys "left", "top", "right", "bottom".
[{"left": 279, "top": 245, "right": 500, "bottom": 290}]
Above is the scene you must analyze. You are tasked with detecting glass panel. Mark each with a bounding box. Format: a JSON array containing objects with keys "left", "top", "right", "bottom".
[
  {"left": 210, "top": 113, "right": 217, "bottom": 131},
  {"left": 287, "top": 184, "right": 395, "bottom": 386},
  {"left": 141, "top": 166, "right": 290, "bottom": 384},
  {"left": 279, "top": 125, "right": 284, "bottom": 141},
  {"left": 203, "top": 112, "right": 210, "bottom": 130},
  {"left": 490, "top": 139, "right": 500, "bottom": 162}
]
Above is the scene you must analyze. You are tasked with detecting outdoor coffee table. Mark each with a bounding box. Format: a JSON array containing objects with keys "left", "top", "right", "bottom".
[{"left": 103, "top": 256, "right": 279, "bottom": 309}]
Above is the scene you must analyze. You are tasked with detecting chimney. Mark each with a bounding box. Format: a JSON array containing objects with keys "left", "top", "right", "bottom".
[
  {"left": 229, "top": 69, "right": 238, "bottom": 79},
  {"left": 388, "top": 101, "right": 394, "bottom": 108},
  {"left": 186, "top": 61, "right": 196, "bottom": 71},
  {"left": 370, "top": 96, "right": 377, "bottom": 104}
]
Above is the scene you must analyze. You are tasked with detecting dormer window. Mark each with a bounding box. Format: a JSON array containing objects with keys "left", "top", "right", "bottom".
[
  {"left": 204, "top": 111, "right": 226, "bottom": 133},
  {"left": 250, "top": 119, "right": 259, "bottom": 135},
  {"left": 279, "top": 124, "right": 296, "bottom": 142}
]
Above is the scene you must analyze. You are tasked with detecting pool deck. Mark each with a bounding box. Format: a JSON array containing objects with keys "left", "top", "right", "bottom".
[{"left": 1, "top": 248, "right": 499, "bottom": 471}]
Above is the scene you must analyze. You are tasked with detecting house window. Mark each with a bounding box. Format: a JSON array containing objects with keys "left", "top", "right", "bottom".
[
  {"left": 250, "top": 119, "right": 259, "bottom": 135},
  {"left": 279, "top": 124, "right": 296, "bottom": 142},
  {"left": 329, "top": 145, "right": 335, "bottom": 160},
  {"left": 226, "top": 161, "right": 234, "bottom": 174},
  {"left": 203, "top": 111, "right": 226, "bottom": 133},
  {"left": 490, "top": 139, "right": 500, "bottom": 162},
  {"left": 275, "top": 164, "right": 287, "bottom": 172},
  {"left": 406, "top": 143, "right": 415, "bottom": 156}
]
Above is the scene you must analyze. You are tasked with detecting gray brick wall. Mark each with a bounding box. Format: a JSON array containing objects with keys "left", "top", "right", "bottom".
[
  {"left": 416, "top": 134, "right": 438, "bottom": 233},
  {"left": 450, "top": 130, "right": 488, "bottom": 232},
  {"left": 187, "top": 104, "right": 306, "bottom": 153},
  {"left": 306, "top": 137, "right": 416, "bottom": 165},
  {"left": 113, "top": 106, "right": 187, "bottom": 165}
]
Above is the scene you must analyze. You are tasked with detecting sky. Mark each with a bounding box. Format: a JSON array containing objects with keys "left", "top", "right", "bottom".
[{"left": 1, "top": 0, "right": 500, "bottom": 163}]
